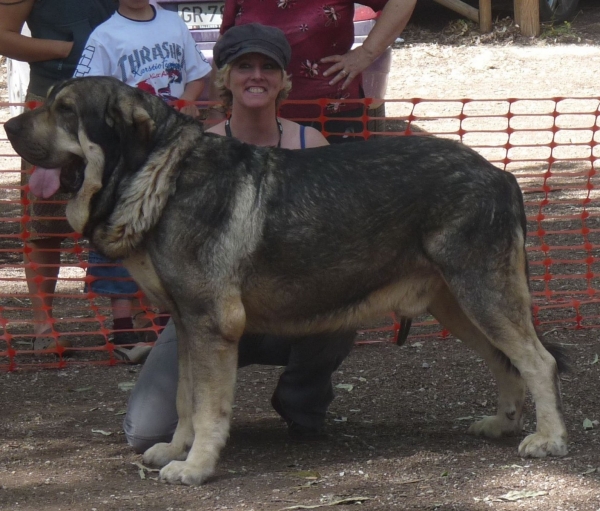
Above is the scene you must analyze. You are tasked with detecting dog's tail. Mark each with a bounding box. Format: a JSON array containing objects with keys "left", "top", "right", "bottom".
[
  {"left": 544, "top": 341, "right": 571, "bottom": 373},
  {"left": 494, "top": 340, "right": 570, "bottom": 375}
]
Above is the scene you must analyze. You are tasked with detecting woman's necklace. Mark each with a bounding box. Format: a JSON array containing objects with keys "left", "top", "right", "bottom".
[{"left": 225, "top": 117, "right": 283, "bottom": 148}]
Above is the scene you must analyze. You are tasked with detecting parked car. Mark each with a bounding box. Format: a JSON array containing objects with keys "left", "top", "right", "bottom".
[{"left": 539, "top": 0, "right": 580, "bottom": 23}]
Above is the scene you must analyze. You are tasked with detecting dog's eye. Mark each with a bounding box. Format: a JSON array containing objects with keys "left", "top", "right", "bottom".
[{"left": 55, "top": 101, "right": 76, "bottom": 114}]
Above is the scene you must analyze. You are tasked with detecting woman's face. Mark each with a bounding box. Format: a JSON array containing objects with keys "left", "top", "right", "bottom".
[{"left": 226, "top": 53, "right": 284, "bottom": 110}]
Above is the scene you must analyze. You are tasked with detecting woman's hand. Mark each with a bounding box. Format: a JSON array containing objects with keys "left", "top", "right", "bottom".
[
  {"left": 320, "top": 45, "right": 375, "bottom": 90},
  {"left": 321, "top": 0, "right": 417, "bottom": 91}
]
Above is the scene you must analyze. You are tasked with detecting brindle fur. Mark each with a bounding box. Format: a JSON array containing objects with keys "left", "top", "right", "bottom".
[{"left": 5, "top": 77, "right": 568, "bottom": 486}]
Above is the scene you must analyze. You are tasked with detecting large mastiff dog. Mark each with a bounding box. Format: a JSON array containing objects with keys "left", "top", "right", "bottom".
[{"left": 6, "top": 77, "right": 568, "bottom": 485}]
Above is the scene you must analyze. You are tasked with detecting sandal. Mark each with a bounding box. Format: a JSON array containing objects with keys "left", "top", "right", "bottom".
[
  {"left": 32, "top": 330, "right": 73, "bottom": 355},
  {"left": 113, "top": 344, "right": 152, "bottom": 364},
  {"left": 110, "top": 328, "right": 152, "bottom": 365}
]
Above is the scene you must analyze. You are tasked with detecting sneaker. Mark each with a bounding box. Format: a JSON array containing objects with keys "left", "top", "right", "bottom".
[
  {"left": 111, "top": 330, "right": 141, "bottom": 346},
  {"left": 111, "top": 330, "right": 152, "bottom": 364},
  {"left": 32, "top": 330, "right": 73, "bottom": 356},
  {"left": 113, "top": 344, "right": 152, "bottom": 364},
  {"left": 270, "top": 393, "right": 327, "bottom": 441}
]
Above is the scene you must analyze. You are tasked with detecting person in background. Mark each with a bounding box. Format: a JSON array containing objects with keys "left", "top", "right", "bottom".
[
  {"left": 220, "top": 0, "right": 416, "bottom": 142},
  {"left": 72, "top": 0, "right": 211, "bottom": 363},
  {"left": 124, "top": 24, "right": 354, "bottom": 453},
  {"left": 0, "top": 0, "right": 117, "bottom": 352},
  {"left": 206, "top": 23, "right": 329, "bottom": 148}
]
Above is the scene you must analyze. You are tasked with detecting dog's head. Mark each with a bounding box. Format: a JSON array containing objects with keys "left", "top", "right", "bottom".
[{"left": 5, "top": 76, "right": 173, "bottom": 233}]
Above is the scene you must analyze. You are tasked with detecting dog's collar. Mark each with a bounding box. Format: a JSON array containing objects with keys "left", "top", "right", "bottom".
[{"left": 225, "top": 117, "right": 282, "bottom": 148}]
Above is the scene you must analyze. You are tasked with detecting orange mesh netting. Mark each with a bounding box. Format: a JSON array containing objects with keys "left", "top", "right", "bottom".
[{"left": 1, "top": 97, "right": 600, "bottom": 370}]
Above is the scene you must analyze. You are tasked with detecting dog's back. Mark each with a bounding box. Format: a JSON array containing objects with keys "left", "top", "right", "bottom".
[{"left": 147, "top": 134, "right": 524, "bottom": 335}]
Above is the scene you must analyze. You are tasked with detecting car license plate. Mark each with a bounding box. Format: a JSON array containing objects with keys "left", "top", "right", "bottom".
[{"left": 178, "top": 2, "right": 224, "bottom": 30}]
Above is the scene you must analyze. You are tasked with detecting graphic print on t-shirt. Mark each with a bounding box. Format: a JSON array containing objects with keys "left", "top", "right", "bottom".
[
  {"left": 75, "top": 45, "right": 96, "bottom": 76},
  {"left": 118, "top": 43, "right": 185, "bottom": 100},
  {"left": 75, "top": 42, "right": 193, "bottom": 101}
]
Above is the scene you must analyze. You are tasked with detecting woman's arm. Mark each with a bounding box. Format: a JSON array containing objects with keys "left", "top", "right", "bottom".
[
  {"left": 304, "top": 126, "right": 329, "bottom": 148},
  {"left": 321, "top": 0, "right": 416, "bottom": 90},
  {"left": 0, "top": 0, "right": 73, "bottom": 62}
]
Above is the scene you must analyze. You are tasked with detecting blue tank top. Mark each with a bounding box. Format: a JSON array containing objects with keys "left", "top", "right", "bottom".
[{"left": 226, "top": 118, "right": 306, "bottom": 148}]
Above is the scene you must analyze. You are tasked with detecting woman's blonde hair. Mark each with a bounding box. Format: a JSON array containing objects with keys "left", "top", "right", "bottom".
[{"left": 214, "top": 61, "right": 292, "bottom": 111}]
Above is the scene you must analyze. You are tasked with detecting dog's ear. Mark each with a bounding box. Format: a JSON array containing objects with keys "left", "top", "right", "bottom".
[{"left": 107, "top": 94, "right": 156, "bottom": 170}]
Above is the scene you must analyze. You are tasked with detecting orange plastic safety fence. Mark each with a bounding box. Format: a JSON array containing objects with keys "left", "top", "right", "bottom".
[{"left": 2, "top": 96, "right": 600, "bottom": 371}]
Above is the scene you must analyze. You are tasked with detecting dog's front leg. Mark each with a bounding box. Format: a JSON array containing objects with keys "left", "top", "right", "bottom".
[
  {"left": 142, "top": 333, "right": 195, "bottom": 467},
  {"left": 157, "top": 292, "right": 245, "bottom": 485}
]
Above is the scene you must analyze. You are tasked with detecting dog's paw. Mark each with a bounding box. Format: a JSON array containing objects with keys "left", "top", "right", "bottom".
[
  {"left": 143, "top": 442, "right": 188, "bottom": 468},
  {"left": 518, "top": 433, "right": 568, "bottom": 458},
  {"left": 159, "top": 460, "right": 214, "bottom": 486},
  {"left": 468, "top": 415, "right": 522, "bottom": 439}
]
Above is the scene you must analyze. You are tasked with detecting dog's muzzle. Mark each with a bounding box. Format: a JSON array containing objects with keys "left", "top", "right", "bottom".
[{"left": 4, "top": 115, "right": 50, "bottom": 163}]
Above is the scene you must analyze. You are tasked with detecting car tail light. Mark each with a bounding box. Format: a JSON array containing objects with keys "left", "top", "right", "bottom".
[{"left": 354, "top": 5, "right": 379, "bottom": 21}]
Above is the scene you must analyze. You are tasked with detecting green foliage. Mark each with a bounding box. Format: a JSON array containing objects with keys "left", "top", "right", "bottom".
[{"left": 541, "top": 20, "right": 574, "bottom": 39}]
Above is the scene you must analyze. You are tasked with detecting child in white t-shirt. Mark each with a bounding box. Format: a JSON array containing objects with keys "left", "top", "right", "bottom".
[
  {"left": 75, "top": 0, "right": 211, "bottom": 116},
  {"left": 74, "top": 0, "right": 211, "bottom": 362}
]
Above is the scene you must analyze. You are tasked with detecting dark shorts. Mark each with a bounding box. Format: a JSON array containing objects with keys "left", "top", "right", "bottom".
[{"left": 85, "top": 250, "right": 139, "bottom": 296}]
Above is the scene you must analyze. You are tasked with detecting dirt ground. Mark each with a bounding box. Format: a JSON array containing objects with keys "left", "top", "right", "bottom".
[{"left": 1, "top": 3, "right": 600, "bottom": 510}]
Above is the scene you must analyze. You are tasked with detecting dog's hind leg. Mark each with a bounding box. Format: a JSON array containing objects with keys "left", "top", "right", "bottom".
[
  {"left": 432, "top": 262, "right": 567, "bottom": 457},
  {"left": 428, "top": 285, "right": 527, "bottom": 438}
]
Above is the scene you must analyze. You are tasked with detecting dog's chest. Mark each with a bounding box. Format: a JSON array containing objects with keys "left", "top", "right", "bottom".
[{"left": 123, "top": 251, "right": 171, "bottom": 310}]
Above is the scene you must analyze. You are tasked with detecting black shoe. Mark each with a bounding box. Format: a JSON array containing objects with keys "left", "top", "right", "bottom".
[
  {"left": 112, "top": 330, "right": 141, "bottom": 346},
  {"left": 287, "top": 422, "right": 328, "bottom": 442},
  {"left": 270, "top": 393, "right": 327, "bottom": 441}
]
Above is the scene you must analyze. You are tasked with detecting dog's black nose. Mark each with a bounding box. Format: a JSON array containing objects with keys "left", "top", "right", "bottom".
[{"left": 4, "top": 116, "right": 22, "bottom": 139}]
